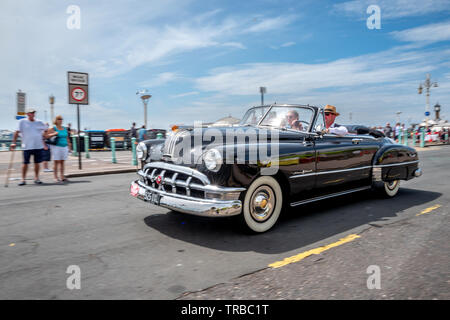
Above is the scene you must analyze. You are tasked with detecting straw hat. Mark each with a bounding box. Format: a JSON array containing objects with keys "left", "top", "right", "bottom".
[{"left": 324, "top": 104, "right": 340, "bottom": 116}]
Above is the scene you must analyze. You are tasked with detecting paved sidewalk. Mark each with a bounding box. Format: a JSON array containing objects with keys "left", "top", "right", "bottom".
[{"left": 0, "top": 150, "right": 137, "bottom": 182}]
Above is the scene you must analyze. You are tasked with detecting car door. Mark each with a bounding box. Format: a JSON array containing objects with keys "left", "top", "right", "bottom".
[
  {"left": 279, "top": 131, "right": 317, "bottom": 196},
  {"left": 314, "top": 132, "right": 379, "bottom": 192}
]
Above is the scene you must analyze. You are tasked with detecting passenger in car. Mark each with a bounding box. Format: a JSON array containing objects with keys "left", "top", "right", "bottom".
[
  {"left": 324, "top": 105, "right": 348, "bottom": 136},
  {"left": 285, "top": 110, "right": 303, "bottom": 131}
]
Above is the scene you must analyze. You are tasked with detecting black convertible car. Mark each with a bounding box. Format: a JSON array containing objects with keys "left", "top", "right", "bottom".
[{"left": 130, "top": 104, "right": 421, "bottom": 233}]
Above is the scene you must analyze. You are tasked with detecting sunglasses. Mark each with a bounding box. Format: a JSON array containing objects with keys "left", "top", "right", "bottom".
[{"left": 324, "top": 112, "right": 333, "bottom": 116}]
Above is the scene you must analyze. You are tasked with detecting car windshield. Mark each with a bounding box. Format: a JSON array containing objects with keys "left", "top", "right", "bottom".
[
  {"left": 259, "top": 106, "right": 314, "bottom": 132},
  {"left": 240, "top": 106, "right": 270, "bottom": 126}
]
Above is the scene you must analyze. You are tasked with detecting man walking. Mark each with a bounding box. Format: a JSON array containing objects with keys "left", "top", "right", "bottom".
[
  {"left": 130, "top": 122, "right": 137, "bottom": 140},
  {"left": 384, "top": 123, "right": 393, "bottom": 138},
  {"left": 10, "top": 108, "right": 48, "bottom": 185},
  {"left": 138, "top": 125, "right": 147, "bottom": 142}
]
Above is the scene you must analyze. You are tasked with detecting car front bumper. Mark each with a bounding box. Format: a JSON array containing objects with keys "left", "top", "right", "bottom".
[{"left": 130, "top": 179, "right": 243, "bottom": 217}]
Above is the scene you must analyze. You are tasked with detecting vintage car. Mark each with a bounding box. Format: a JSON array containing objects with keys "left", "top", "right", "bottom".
[{"left": 130, "top": 104, "right": 422, "bottom": 233}]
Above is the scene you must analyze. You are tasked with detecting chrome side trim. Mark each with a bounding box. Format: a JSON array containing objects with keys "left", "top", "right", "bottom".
[
  {"left": 290, "top": 186, "right": 371, "bottom": 207},
  {"left": 290, "top": 161, "right": 419, "bottom": 180},
  {"left": 373, "top": 160, "right": 419, "bottom": 168},
  {"left": 290, "top": 166, "right": 372, "bottom": 179}
]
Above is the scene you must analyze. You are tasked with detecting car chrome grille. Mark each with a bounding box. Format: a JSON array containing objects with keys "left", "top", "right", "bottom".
[{"left": 142, "top": 166, "right": 207, "bottom": 199}]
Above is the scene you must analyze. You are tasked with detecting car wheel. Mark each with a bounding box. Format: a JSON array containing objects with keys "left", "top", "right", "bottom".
[
  {"left": 239, "top": 176, "right": 283, "bottom": 233},
  {"left": 373, "top": 180, "right": 400, "bottom": 198}
]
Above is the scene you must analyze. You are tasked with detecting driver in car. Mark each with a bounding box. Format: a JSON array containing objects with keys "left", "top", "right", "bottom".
[
  {"left": 324, "top": 105, "right": 348, "bottom": 136},
  {"left": 285, "top": 110, "right": 303, "bottom": 131}
]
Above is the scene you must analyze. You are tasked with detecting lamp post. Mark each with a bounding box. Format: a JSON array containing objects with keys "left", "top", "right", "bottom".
[
  {"left": 49, "top": 94, "right": 55, "bottom": 122},
  {"left": 259, "top": 87, "right": 266, "bottom": 106},
  {"left": 418, "top": 73, "right": 438, "bottom": 130},
  {"left": 141, "top": 94, "right": 151, "bottom": 129},
  {"left": 434, "top": 103, "right": 441, "bottom": 121},
  {"left": 136, "top": 90, "right": 152, "bottom": 129},
  {"left": 396, "top": 111, "right": 402, "bottom": 123}
]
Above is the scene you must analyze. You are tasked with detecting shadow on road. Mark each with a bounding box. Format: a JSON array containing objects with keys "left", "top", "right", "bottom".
[{"left": 143, "top": 187, "right": 442, "bottom": 254}]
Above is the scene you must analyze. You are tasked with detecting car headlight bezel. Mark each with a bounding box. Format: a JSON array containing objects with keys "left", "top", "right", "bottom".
[
  {"left": 203, "top": 148, "right": 223, "bottom": 172},
  {"left": 136, "top": 142, "right": 147, "bottom": 160}
]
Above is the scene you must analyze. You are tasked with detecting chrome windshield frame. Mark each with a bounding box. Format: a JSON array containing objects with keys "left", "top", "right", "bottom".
[{"left": 255, "top": 104, "right": 319, "bottom": 133}]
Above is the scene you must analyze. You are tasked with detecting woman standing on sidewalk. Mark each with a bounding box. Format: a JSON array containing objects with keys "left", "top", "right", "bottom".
[{"left": 45, "top": 115, "right": 72, "bottom": 183}]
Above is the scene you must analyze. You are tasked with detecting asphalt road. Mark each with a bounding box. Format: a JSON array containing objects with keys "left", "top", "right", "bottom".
[{"left": 0, "top": 146, "right": 449, "bottom": 299}]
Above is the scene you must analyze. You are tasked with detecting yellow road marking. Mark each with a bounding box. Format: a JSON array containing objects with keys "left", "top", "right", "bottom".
[
  {"left": 268, "top": 234, "right": 361, "bottom": 269},
  {"left": 416, "top": 204, "right": 441, "bottom": 216},
  {"left": 9, "top": 243, "right": 15, "bottom": 247}
]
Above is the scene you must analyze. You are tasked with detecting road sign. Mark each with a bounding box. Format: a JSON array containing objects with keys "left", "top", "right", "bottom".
[
  {"left": 68, "top": 72, "right": 89, "bottom": 105},
  {"left": 71, "top": 86, "right": 87, "bottom": 102},
  {"left": 425, "top": 111, "right": 430, "bottom": 117},
  {"left": 68, "top": 84, "right": 89, "bottom": 104},
  {"left": 67, "top": 71, "right": 89, "bottom": 170},
  {"left": 68, "top": 72, "right": 88, "bottom": 85}
]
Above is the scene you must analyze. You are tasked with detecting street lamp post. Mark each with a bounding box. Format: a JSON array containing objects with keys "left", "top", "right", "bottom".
[
  {"left": 49, "top": 94, "right": 55, "bottom": 122},
  {"left": 418, "top": 73, "right": 438, "bottom": 130},
  {"left": 259, "top": 87, "right": 266, "bottom": 106},
  {"left": 140, "top": 94, "right": 151, "bottom": 129},
  {"left": 396, "top": 111, "right": 402, "bottom": 123}
]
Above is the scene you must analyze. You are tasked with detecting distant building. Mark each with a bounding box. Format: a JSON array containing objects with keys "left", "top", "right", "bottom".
[{"left": 211, "top": 115, "right": 241, "bottom": 127}]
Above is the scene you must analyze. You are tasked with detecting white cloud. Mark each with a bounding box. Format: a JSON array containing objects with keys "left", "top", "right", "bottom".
[
  {"left": 195, "top": 46, "right": 446, "bottom": 95},
  {"left": 191, "top": 45, "right": 450, "bottom": 126},
  {"left": 222, "top": 42, "right": 247, "bottom": 49},
  {"left": 391, "top": 21, "right": 450, "bottom": 43},
  {"left": 334, "top": 0, "right": 450, "bottom": 19},
  {"left": 170, "top": 91, "right": 199, "bottom": 98},
  {"left": 244, "top": 15, "right": 297, "bottom": 33},
  {"left": 281, "top": 41, "right": 296, "bottom": 47},
  {"left": 138, "top": 72, "right": 181, "bottom": 88}
]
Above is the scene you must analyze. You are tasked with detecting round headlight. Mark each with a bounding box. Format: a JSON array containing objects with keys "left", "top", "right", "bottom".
[
  {"left": 203, "top": 148, "right": 222, "bottom": 172},
  {"left": 136, "top": 142, "right": 147, "bottom": 160}
]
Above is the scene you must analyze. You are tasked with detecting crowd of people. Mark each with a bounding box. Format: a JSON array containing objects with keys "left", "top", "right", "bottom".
[{"left": 372, "top": 122, "right": 449, "bottom": 143}]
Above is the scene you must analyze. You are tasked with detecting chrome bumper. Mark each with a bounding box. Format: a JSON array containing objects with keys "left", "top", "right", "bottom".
[{"left": 130, "top": 179, "right": 243, "bottom": 217}]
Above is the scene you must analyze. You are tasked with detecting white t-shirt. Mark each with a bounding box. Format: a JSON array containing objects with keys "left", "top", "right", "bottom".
[
  {"left": 328, "top": 123, "right": 348, "bottom": 136},
  {"left": 17, "top": 118, "right": 47, "bottom": 150}
]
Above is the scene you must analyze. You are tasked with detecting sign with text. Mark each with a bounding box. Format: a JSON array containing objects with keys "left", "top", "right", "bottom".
[
  {"left": 67, "top": 72, "right": 89, "bottom": 105},
  {"left": 68, "top": 72, "right": 88, "bottom": 85}
]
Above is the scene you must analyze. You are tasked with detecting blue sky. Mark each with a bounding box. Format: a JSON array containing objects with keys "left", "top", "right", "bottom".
[{"left": 1, "top": 0, "right": 450, "bottom": 130}]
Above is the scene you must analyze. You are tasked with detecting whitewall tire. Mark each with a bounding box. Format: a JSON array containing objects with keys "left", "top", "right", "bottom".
[
  {"left": 373, "top": 180, "right": 400, "bottom": 198},
  {"left": 240, "top": 176, "right": 283, "bottom": 233}
]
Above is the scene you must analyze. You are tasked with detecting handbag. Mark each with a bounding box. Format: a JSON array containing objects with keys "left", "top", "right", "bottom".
[{"left": 45, "top": 135, "right": 58, "bottom": 145}]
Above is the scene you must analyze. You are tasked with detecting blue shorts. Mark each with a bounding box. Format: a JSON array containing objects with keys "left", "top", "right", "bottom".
[
  {"left": 23, "top": 149, "right": 44, "bottom": 164},
  {"left": 41, "top": 148, "right": 51, "bottom": 161}
]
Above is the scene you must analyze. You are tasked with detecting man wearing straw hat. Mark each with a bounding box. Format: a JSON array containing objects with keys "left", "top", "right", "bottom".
[{"left": 324, "top": 104, "right": 348, "bottom": 136}]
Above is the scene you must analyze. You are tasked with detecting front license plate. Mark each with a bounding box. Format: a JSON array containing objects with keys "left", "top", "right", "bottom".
[{"left": 144, "top": 190, "right": 160, "bottom": 205}]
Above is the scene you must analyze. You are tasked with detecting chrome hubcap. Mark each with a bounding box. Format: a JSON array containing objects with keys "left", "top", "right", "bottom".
[
  {"left": 386, "top": 180, "right": 399, "bottom": 190},
  {"left": 250, "top": 186, "right": 275, "bottom": 222}
]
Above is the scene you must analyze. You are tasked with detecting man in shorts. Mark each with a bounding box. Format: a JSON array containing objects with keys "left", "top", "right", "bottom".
[{"left": 10, "top": 108, "right": 48, "bottom": 185}]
